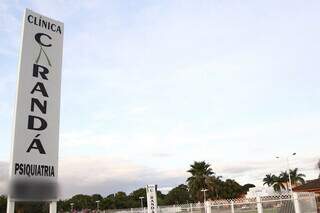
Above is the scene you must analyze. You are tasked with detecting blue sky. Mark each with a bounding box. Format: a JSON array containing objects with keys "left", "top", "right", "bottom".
[{"left": 0, "top": 0, "right": 320, "bottom": 197}]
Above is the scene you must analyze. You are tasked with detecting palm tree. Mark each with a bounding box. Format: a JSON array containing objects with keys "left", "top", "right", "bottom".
[
  {"left": 273, "top": 177, "right": 286, "bottom": 192},
  {"left": 186, "top": 161, "right": 215, "bottom": 201},
  {"left": 263, "top": 174, "right": 285, "bottom": 192},
  {"left": 209, "top": 175, "right": 222, "bottom": 199},
  {"left": 289, "top": 168, "right": 305, "bottom": 186},
  {"left": 279, "top": 171, "right": 289, "bottom": 190},
  {"left": 263, "top": 174, "right": 277, "bottom": 187}
]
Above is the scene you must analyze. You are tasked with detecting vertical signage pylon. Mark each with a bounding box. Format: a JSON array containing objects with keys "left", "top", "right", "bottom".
[
  {"left": 146, "top": 185, "right": 158, "bottom": 213},
  {"left": 7, "top": 8, "right": 63, "bottom": 213}
]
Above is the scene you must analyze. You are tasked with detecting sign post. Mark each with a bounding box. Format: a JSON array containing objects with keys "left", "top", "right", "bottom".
[
  {"left": 146, "top": 185, "right": 158, "bottom": 213},
  {"left": 7, "top": 9, "right": 63, "bottom": 213}
]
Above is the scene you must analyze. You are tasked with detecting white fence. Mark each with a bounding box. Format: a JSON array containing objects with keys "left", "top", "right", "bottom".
[{"left": 92, "top": 192, "right": 318, "bottom": 213}]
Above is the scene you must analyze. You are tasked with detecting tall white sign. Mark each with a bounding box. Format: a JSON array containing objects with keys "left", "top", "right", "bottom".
[
  {"left": 146, "top": 185, "right": 158, "bottom": 213},
  {"left": 8, "top": 9, "right": 63, "bottom": 201}
]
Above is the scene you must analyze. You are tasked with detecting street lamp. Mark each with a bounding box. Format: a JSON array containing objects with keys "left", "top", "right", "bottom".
[
  {"left": 201, "top": 189, "right": 208, "bottom": 202},
  {"left": 96, "top": 200, "right": 100, "bottom": 212},
  {"left": 139, "top": 196, "right": 144, "bottom": 211},
  {"left": 70, "top": 203, "right": 74, "bottom": 212},
  {"left": 276, "top": 152, "right": 296, "bottom": 193}
]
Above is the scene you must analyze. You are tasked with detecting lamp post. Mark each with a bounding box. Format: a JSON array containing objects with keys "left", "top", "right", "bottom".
[
  {"left": 276, "top": 152, "right": 296, "bottom": 193},
  {"left": 70, "top": 203, "right": 74, "bottom": 212},
  {"left": 139, "top": 197, "right": 144, "bottom": 212},
  {"left": 96, "top": 200, "right": 100, "bottom": 212},
  {"left": 201, "top": 189, "right": 208, "bottom": 202}
]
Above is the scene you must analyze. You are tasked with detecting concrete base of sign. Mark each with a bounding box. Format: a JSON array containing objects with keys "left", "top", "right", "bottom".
[
  {"left": 49, "top": 201, "right": 57, "bottom": 213},
  {"left": 6, "top": 198, "right": 14, "bottom": 213}
]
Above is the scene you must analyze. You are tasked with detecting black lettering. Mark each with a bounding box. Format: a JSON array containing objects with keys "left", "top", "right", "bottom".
[
  {"left": 26, "top": 134, "right": 46, "bottom": 154},
  {"left": 28, "top": 115, "right": 47, "bottom": 130},
  {"left": 33, "top": 64, "right": 49, "bottom": 80},
  {"left": 44, "top": 166, "right": 48, "bottom": 176},
  {"left": 51, "top": 23, "right": 56, "bottom": 32},
  {"left": 35, "top": 33, "right": 52, "bottom": 47},
  {"left": 14, "top": 163, "right": 19, "bottom": 174},
  {"left": 37, "top": 165, "right": 41, "bottom": 176},
  {"left": 41, "top": 165, "right": 44, "bottom": 175},
  {"left": 42, "top": 20, "right": 47, "bottom": 29},
  {"left": 30, "top": 165, "right": 35, "bottom": 176},
  {"left": 27, "top": 15, "right": 33, "bottom": 24},
  {"left": 26, "top": 165, "right": 30, "bottom": 177},
  {"left": 51, "top": 166, "right": 55, "bottom": 177},
  {"left": 23, "top": 164, "right": 26, "bottom": 175},
  {"left": 19, "top": 164, "right": 23, "bottom": 175},
  {"left": 34, "top": 16, "right": 38, "bottom": 26},
  {"left": 30, "top": 82, "right": 48, "bottom": 97},
  {"left": 31, "top": 98, "right": 47, "bottom": 114}
]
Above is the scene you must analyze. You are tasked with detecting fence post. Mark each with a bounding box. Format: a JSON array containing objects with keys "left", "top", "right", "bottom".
[
  {"left": 293, "top": 193, "right": 301, "bottom": 213},
  {"left": 230, "top": 201, "right": 235, "bottom": 213},
  {"left": 206, "top": 201, "right": 211, "bottom": 213},
  {"left": 256, "top": 196, "right": 263, "bottom": 213},
  {"left": 190, "top": 203, "right": 193, "bottom": 213}
]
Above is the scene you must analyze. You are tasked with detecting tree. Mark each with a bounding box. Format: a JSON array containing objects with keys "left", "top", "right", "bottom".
[
  {"left": 156, "top": 190, "right": 166, "bottom": 206},
  {"left": 165, "top": 184, "right": 190, "bottom": 205},
  {"left": 263, "top": 174, "right": 277, "bottom": 187},
  {"left": 0, "top": 195, "right": 7, "bottom": 212},
  {"left": 128, "top": 188, "right": 147, "bottom": 208},
  {"left": 241, "top": 183, "right": 255, "bottom": 194},
  {"left": 278, "top": 169, "right": 305, "bottom": 190},
  {"left": 15, "top": 202, "right": 48, "bottom": 213},
  {"left": 92, "top": 194, "right": 103, "bottom": 202},
  {"left": 216, "top": 179, "right": 243, "bottom": 199},
  {"left": 262, "top": 168, "right": 306, "bottom": 192},
  {"left": 186, "top": 161, "right": 215, "bottom": 201},
  {"left": 272, "top": 176, "right": 286, "bottom": 192},
  {"left": 114, "top": 191, "right": 129, "bottom": 209},
  {"left": 100, "top": 196, "right": 116, "bottom": 209},
  {"left": 69, "top": 194, "right": 95, "bottom": 210},
  {"left": 263, "top": 173, "right": 285, "bottom": 192},
  {"left": 279, "top": 171, "right": 289, "bottom": 190},
  {"left": 289, "top": 168, "right": 305, "bottom": 186}
]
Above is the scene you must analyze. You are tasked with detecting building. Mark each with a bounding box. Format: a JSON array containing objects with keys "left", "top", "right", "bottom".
[
  {"left": 245, "top": 186, "right": 277, "bottom": 198},
  {"left": 293, "top": 178, "right": 320, "bottom": 194},
  {"left": 293, "top": 179, "right": 320, "bottom": 212}
]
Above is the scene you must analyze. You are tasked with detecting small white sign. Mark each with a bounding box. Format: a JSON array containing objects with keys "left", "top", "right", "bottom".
[
  {"left": 146, "top": 185, "right": 158, "bottom": 213},
  {"left": 9, "top": 9, "right": 63, "bottom": 200}
]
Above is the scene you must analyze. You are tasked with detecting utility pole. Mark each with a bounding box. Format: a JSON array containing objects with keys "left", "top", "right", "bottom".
[
  {"left": 139, "top": 196, "right": 144, "bottom": 212},
  {"left": 276, "top": 152, "right": 296, "bottom": 193},
  {"left": 96, "top": 200, "right": 100, "bottom": 212},
  {"left": 70, "top": 203, "right": 74, "bottom": 212},
  {"left": 201, "top": 189, "right": 208, "bottom": 202}
]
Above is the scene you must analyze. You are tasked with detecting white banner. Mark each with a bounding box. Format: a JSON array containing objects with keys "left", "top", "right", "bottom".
[
  {"left": 146, "top": 185, "right": 158, "bottom": 213},
  {"left": 9, "top": 9, "right": 63, "bottom": 200}
]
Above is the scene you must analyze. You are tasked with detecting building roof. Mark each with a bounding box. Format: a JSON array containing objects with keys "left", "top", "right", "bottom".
[{"left": 293, "top": 179, "right": 320, "bottom": 192}]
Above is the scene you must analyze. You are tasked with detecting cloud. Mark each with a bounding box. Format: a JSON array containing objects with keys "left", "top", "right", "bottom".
[
  {"left": 0, "top": 157, "right": 185, "bottom": 198},
  {"left": 213, "top": 156, "right": 320, "bottom": 186},
  {"left": 1, "top": 0, "right": 320, "bottom": 199},
  {"left": 58, "top": 156, "right": 186, "bottom": 198},
  {"left": 0, "top": 155, "right": 318, "bottom": 198}
]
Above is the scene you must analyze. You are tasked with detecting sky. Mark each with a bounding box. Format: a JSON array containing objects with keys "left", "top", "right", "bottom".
[{"left": 0, "top": 0, "right": 320, "bottom": 198}]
